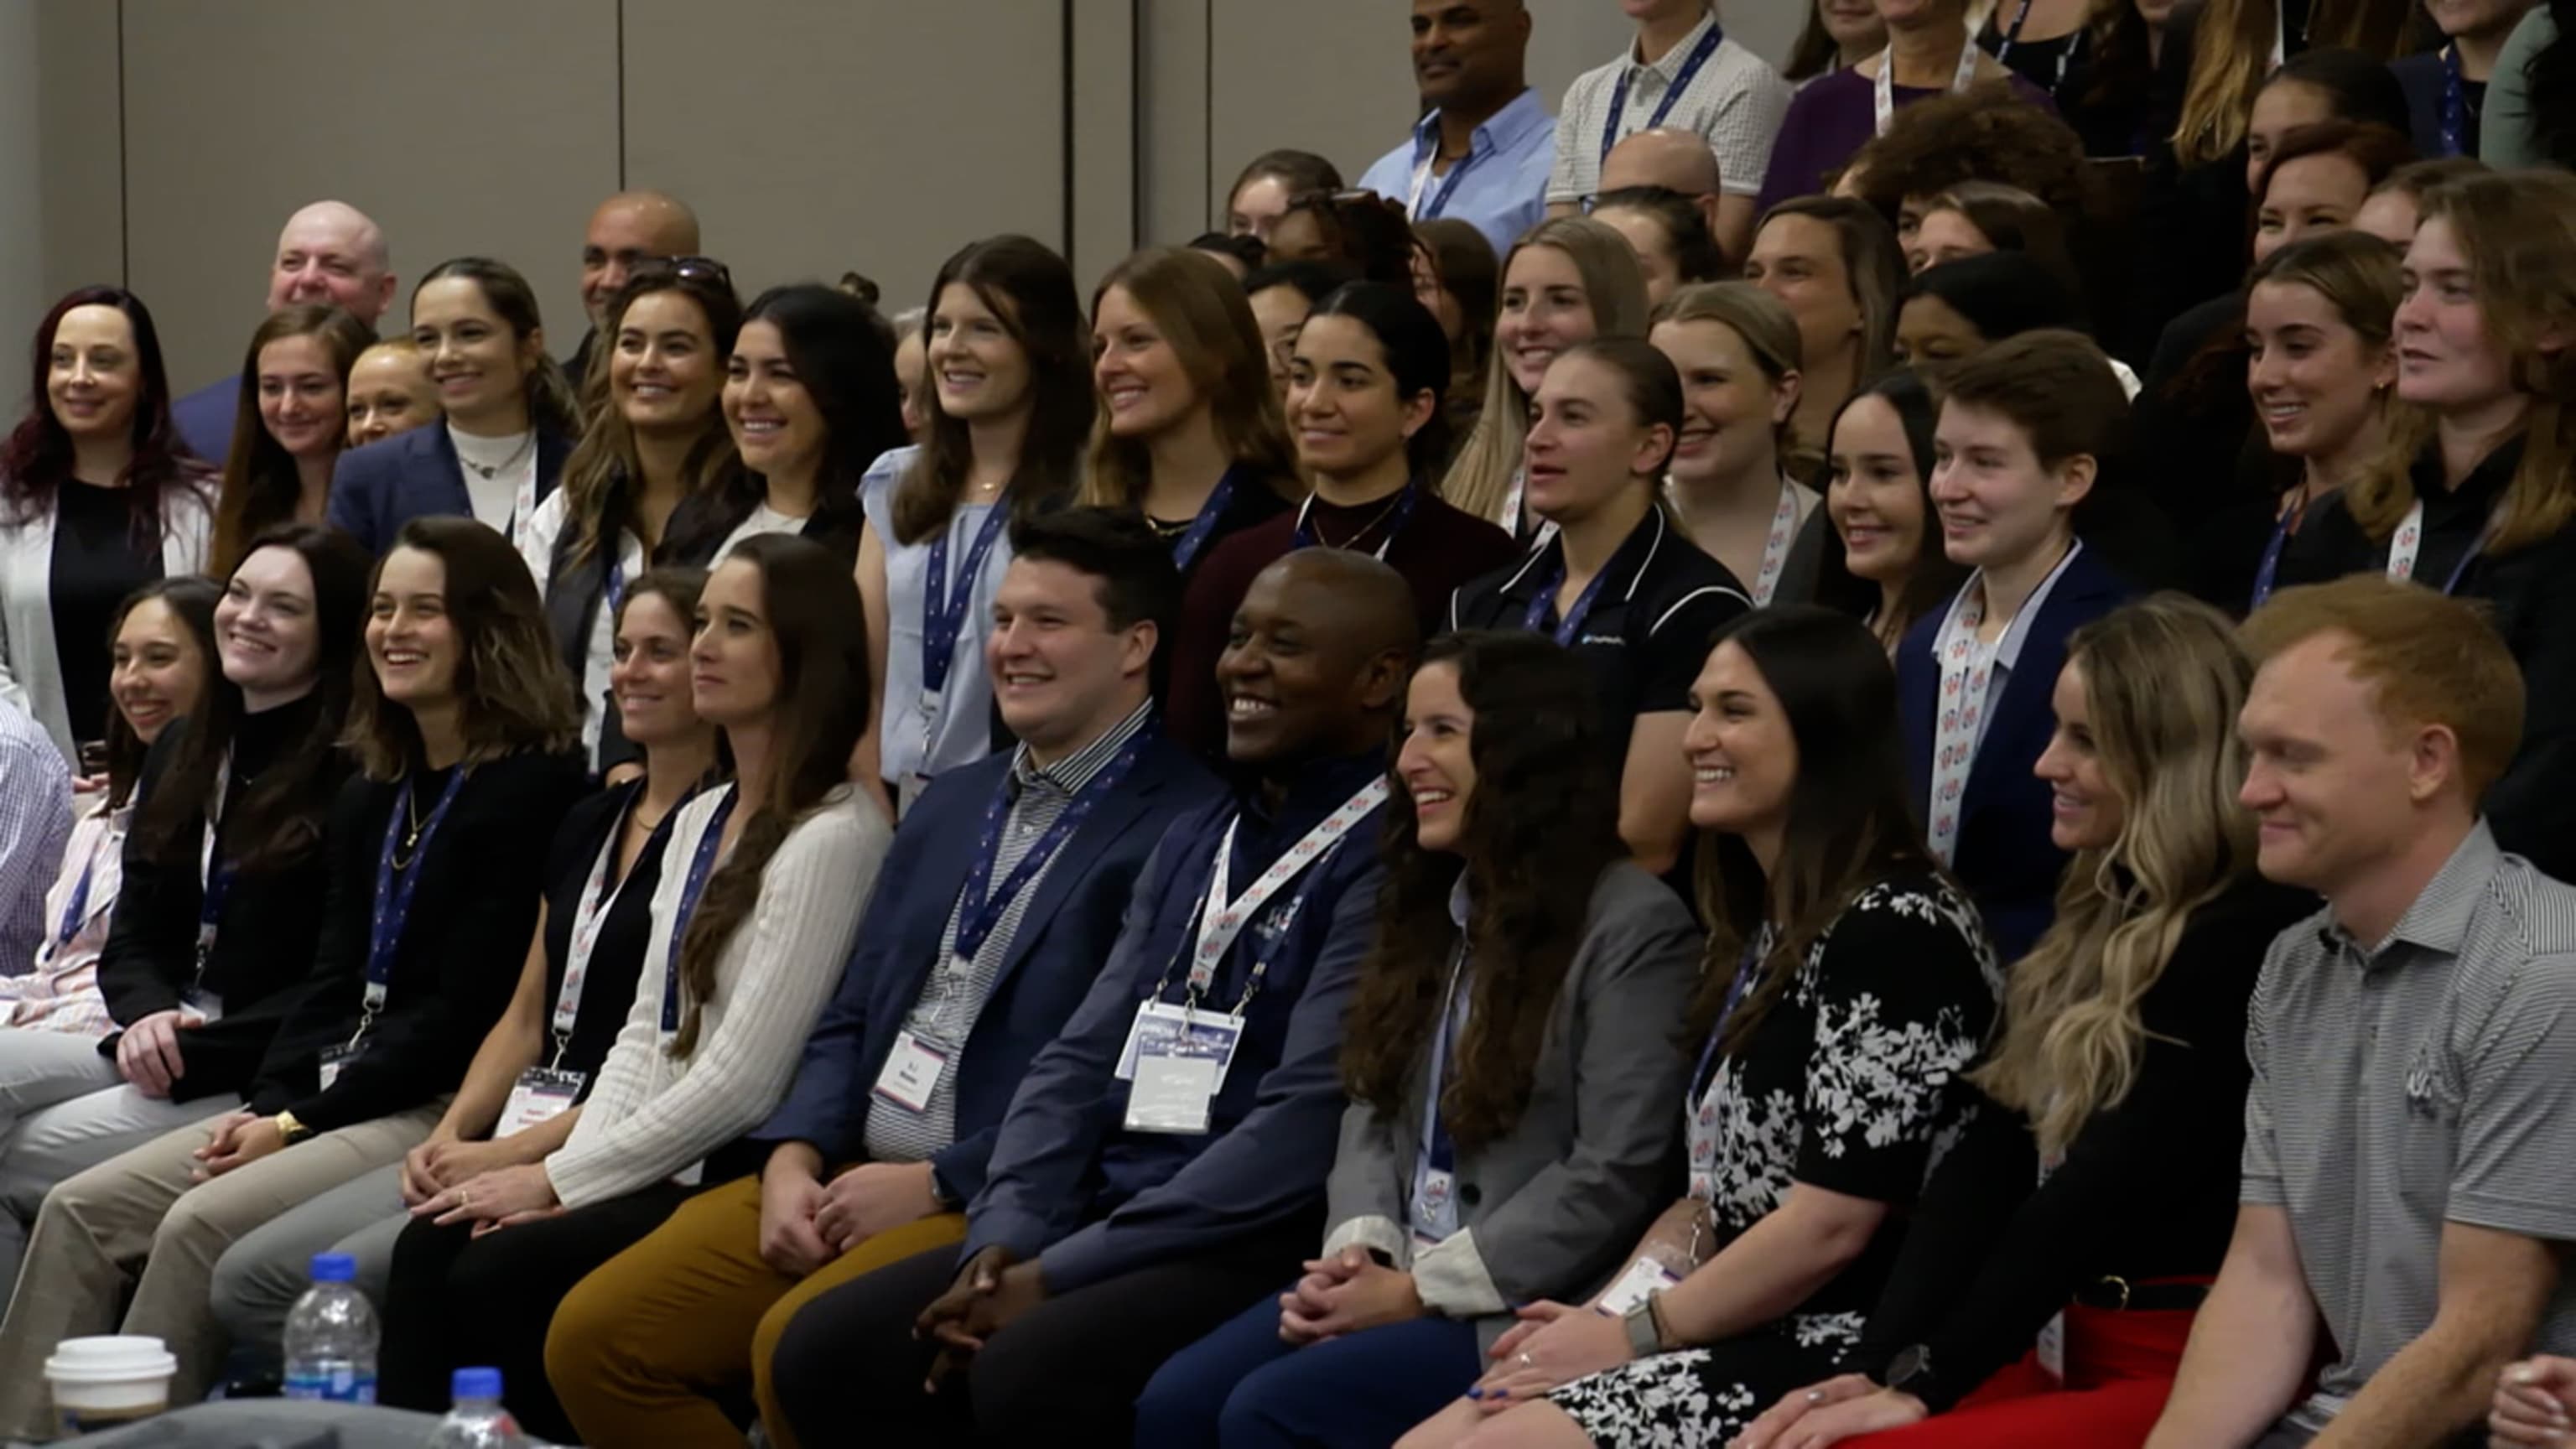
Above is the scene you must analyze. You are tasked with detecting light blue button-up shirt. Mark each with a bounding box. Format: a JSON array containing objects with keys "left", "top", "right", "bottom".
[{"left": 1357, "top": 87, "right": 1557, "bottom": 257}]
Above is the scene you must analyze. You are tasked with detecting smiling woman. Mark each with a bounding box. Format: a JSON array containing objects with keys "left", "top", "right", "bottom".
[{"left": 212, "top": 305, "right": 375, "bottom": 575}]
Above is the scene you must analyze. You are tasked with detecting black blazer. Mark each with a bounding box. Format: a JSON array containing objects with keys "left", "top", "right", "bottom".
[{"left": 326, "top": 423, "right": 572, "bottom": 557}]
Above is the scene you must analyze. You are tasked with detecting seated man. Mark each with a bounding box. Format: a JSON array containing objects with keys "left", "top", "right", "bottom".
[
  {"left": 763, "top": 549, "right": 1420, "bottom": 1446},
  {"left": 2144, "top": 575, "right": 2576, "bottom": 1449},
  {"left": 0, "top": 697, "right": 70, "bottom": 973},
  {"left": 539, "top": 508, "right": 1221, "bottom": 1448}
]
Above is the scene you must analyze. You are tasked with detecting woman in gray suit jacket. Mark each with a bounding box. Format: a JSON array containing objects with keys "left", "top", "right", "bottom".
[{"left": 1133, "top": 630, "right": 1704, "bottom": 1449}]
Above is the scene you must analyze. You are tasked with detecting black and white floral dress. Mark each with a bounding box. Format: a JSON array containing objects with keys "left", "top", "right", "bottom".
[{"left": 1549, "top": 868, "right": 2000, "bottom": 1446}]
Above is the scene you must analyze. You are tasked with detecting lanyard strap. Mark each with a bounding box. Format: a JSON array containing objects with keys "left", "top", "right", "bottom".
[
  {"left": 1872, "top": 39, "right": 1981, "bottom": 135},
  {"left": 1927, "top": 579, "right": 2002, "bottom": 866},
  {"left": 1690, "top": 934, "right": 1768, "bottom": 1102},
  {"left": 1291, "top": 483, "right": 1420, "bottom": 559},
  {"left": 2384, "top": 497, "right": 2488, "bottom": 596},
  {"left": 2439, "top": 44, "right": 2469, "bottom": 158},
  {"left": 195, "top": 761, "right": 234, "bottom": 984},
  {"left": 1176, "top": 778, "right": 1390, "bottom": 1001},
  {"left": 1170, "top": 467, "right": 1244, "bottom": 575},
  {"left": 554, "top": 789, "right": 645, "bottom": 1057},
  {"left": 1602, "top": 20, "right": 1727, "bottom": 165},
  {"left": 1408, "top": 137, "right": 1480, "bottom": 221},
  {"left": 1519, "top": 558, "right": 1618, "bottom": 646},
  {"left": 1750, "top": 479, "right": 1802, "bottom": 607},
  {"left": 55, "top": 858, "right": 96, "bottom": 953},
  {"left": 953, "top": 730, "right": 1152, "bottom": 962},
  {"left": 364, "top": 766, "right": 470, "bottom": 1008},
  {"left": 661, "top": 788, "right": 740, "bottom": 1035},
  {"left": 921, "top": 500, "right": 1011, "bottom": 702},
  {"left": 2249, "top": 491, "right": 2314, "bottom": 610},
  {"left": 1420, "top": 945, "right": 1470, "bottom": 1173}
]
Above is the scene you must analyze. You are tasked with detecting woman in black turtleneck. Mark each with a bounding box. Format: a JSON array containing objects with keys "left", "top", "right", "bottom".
[{"left": 0, "top": 524, "right": 371, "bottom": 1270}]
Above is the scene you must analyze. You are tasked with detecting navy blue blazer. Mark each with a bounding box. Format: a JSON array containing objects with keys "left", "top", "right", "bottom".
[
  {"left": 753, "top": 731, "right": 1221, "bottom": 1206},
  {"left": 1898, "top": 546, "right": 2130, "bottom": 964},
  {"left": 963, "top": 751, "right": 1389, "bottom": 1295},
  {"left": 325, "top": 423, "right": 571, "bottom": 556},
  {"left": 173, "top": 374, "right": 242, "bottom": 465}
]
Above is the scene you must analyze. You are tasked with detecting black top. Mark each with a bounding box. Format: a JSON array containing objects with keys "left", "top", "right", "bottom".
[
  {"left": 98, "top": 698, "right": 351, "bottom": 1101},
  {"left": 1448, "top": 506, "right": 1748, "bottom": 781},
  {"left": 2392, "top": 50, "right": 2485, "bottom": 159},
  {"left": 1855, "top": 875, "right": 2315, "bottom": 1409},
  {"left": 49, "top": 480, "right": 162, "bottom": 748},
  {"left": 247, "top": 750, "right": 585, "bottom": 1129},
  {"left": 531, "top": 780, "right": 673, "bottom": 1099},
  {"left": 2288, "top": 436, "right": 2576, "bottom": 878}
]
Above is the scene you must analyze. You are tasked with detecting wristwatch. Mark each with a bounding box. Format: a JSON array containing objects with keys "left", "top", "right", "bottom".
[
  {"left": 1621, "top": 1296, "right": 1665, "bottom": 1358},
  {"left": 1884, "top": 1344, "right": 1940, "bottom": 1404},
  {"left": 272, "top": 1109, "right": 312, "bottom": 1145}
]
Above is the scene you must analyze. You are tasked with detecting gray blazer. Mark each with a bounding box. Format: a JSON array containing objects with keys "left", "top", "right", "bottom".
[{"left": 1322, "top": 862, "right": 1701, "bottom": 1349}]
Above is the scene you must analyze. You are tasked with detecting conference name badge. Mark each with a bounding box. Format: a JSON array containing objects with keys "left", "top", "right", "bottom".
[
  {"left": 497, "top": 1067, "right": 584, "bottom": 1138},
  {"left": 1116, "top": 1002, "right": 1241, "bottom": 1135},
  {"left": 871, "top": 1031, "right": 950, "bottom": 1114}
]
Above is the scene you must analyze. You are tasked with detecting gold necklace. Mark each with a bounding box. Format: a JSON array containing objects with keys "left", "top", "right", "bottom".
[{"left": 389, "top": 776, "right": 428, "bottom": 872}]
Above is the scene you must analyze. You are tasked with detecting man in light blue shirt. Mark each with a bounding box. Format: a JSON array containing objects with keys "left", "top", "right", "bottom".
[{"left": 1356, "top": 0, "right": 1556, "bottom": 257}]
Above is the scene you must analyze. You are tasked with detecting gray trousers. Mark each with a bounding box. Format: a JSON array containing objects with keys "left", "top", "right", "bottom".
[
  {"left": 0, "top": 1031, "right": 235, "bottom": 1291},
  {"left": 208, "top": 1161, "right": 410, "bottom": 1379}
]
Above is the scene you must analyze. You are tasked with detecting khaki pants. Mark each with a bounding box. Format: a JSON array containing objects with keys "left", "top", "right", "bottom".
[
  {"left": 544, "top": 1171, "right": 967, "bottom": 1449},
  {"left": 0, "top": 1102, "right": 443, "bottom": 1436}
]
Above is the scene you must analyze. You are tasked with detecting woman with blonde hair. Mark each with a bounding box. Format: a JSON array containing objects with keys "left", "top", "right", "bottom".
[
  {"left": 1441, "top": 218, "right": 1650, "bottom": 533},
  {"left": 1733, "top": 595, "right": 2310, "bottom": 1449},
  {"left": 212, "top": 304, "right": 375, "bottom": 574},
  {"left": 1649, "top": 283, "right": 1817, "bottom": 603},
  {"left": 1080, "top": 247, "right": 1301, "bottom": 586}
]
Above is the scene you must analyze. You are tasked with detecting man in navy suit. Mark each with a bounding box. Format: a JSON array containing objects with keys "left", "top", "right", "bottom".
[
  {"left": 537, "top": 506, "right": 1223, "bottom": 1445},
  {"left": 171, "top": 200, "right": 395, "bottom": 463}
]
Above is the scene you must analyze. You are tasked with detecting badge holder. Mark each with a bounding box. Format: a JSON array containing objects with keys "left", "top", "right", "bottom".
[
  {"left": 318, "top": 1042, "right": 363, "bottom": 1091},
  {"left": 871, "top": 1030, "right": 951, "bottom": 1113},
  {"left": 497, "top": 1067, "right": 585, "bottom": 1138},
  {"left": 1119, "top": 1005, "right": 1240, "bottom": 1135}
]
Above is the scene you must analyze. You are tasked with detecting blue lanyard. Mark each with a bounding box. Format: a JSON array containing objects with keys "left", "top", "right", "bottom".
[
  {"left": 55, "top": 859, "right": 96, "bottom": 952},
  {"left": 922, "top": 500, "right": 1010, "bottom": 701},
  {"left": 662, "top": 787, "right": 740, "bottom": 1033},
  {"left": 1292, "top": 482, "right": 1421, "bottom": 556},
  {"left": 1519, "top": 559, "right": 1616, "bottom": 646},
  {"left": 605, "top": 554, "right": 628, "bottom": 621},
  {"left": 1600, "top": 20, "right": 1726, "bottom": 166},
  {"left": 1690, "top": 937, "right": 1766, "bottom": 1098},
  {"left": 2248, "top": 493, "right": 2310, "bottom": 610},
  {"left": 1421, "top": 947, "right": 1469, "bottom": 1173},
  {"left": 953, "top": 729, "right": 1151, "bottom": 962},
  {"left": 365, "top": 767, "right": 470, "bottom": 1002},
  {"left": 1414, "top": 130, "right": 1480, "bottom": 221},
  {"left": 2439, "top": 44, "right": 2469, "bottom": 158},
  {"left": 1170, "top": 468, "right": 1243, "bottom": 575}
]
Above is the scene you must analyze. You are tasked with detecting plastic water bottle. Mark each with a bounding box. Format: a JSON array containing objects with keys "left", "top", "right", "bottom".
[
  {"left": 427, "top": 1367, "right": 526, "bottom": 1448},
  {"left": 281, "top": 1253, "right": 377, "bottom": 1403}
]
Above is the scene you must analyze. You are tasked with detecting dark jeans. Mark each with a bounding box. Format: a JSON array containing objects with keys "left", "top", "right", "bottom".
[
  {"left": 767, "top": 1221, "right": 1311, "bottom": 1448},
  {"left": 1133, "top": 1288, "right": 1483, "bottom": 1448},
  {"left": 375, "top": 1182, "right": 693, "bottom": 1441}
]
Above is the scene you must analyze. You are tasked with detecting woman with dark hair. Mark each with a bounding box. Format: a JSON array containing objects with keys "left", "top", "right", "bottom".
[
  {"left": 1244, "top": 260, "right": 1361, "bottom": 408},
  {"left": 1133, "top": 631, "right": 1701, "bottom": 1446},
  {"left": 1402, "top": 606, "right": 1998, "bottom": 1449},
  {"left": 858, "top": 236, "right": 1088, "bottom": 811},
  {"left": 2484, "top": 0, "right": 2574, "bottom": 166},
  {"left": 0, "top": 516, "right": 585, "bottom": 1428},
  {"left": 0, "top": 286, "right": 214, "bottom": 766},
  {"left": 377, "top": 535, "right": 890, "bottom": 1439},
  {"left": 1814, "top": 369, "right": 1967, "bottom": 654},
  {"left": 1267, "top": 191, "right": 1419, "bottom": 288},
  {"left": 1169, "top": 283, "right": 1518, "bottom": 758},
  {"left": 211, "top": 305, "right": 375, "bottom": 574},
  {"left": 1592, "top": 188, "right": 1729, "bottom": 307},
  {"left": 1745, "top": 198, "right": 1904, "bottom": 458},
  {"left": 1788, "top": 0, "right": 1887, "bottom": 81},
  {"left": 1413, "top": 220, "right": 1499, "bottom": 446},
  {"left": 0, "top": 577, "right": 218, "bottom": 1140},
  {"left": 1188, "top": 231, "right": 1269, "bottom": 281},
  {"left": 205, "top": 567, "right": 724, "bottom": 1387},
  {"left": 1893, "top": 252, "right": 2093, "bottom": 373},
  {"left": 1906, "top": 180, "right": 2074, "bottom": 277},
  {"left": 671, "top": 281, "right": 896, "bottom": 571},
  {"left": 1228, "top": 150, "right": 1347, "bottom": 245},
  {"left": 0, "top": 527, "right": 373, "bottom": 1285},
  {"left": 1452, "top": 340, "right": 1748, "bottom": 878},
  {"left": 1081, "top": 247, "right": 1301, "bottom": 588},
  {"left": 527, "top": 262, "right": 746, "bottom": 773},
  {"left": 328, "top": 257, "right": 579, "bottom": 557}
]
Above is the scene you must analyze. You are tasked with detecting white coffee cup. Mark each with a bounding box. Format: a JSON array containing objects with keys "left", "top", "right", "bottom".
[{"left": 44, "top": 1334, "right": 176, "bottom": 1436}]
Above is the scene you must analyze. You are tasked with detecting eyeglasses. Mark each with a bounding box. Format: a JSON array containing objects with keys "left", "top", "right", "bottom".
[{"left": 636, "top": 254, "right": 734, "bottom": 288}]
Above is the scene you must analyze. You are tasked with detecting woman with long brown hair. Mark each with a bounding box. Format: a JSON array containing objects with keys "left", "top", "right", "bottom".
[
  {"left": 1135, "top": 631, "right": 1701, "bottom": 1446},
  {"left": 211, "top": 305, "right": 374, "bottom": 574},
  {"left": 377, "top": 533, "right": 890, "bottom": 1439}
]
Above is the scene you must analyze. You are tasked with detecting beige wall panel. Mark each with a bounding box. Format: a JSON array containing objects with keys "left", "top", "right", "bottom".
[
  {"left": 1137, "top": 0, "right": 1213, "bottom": 249},
  {"left": 1069, "top": 0, "right": 1140, "bottom": 287},
  {"left": 25, "top": 2, "right": 123, "bottom": 342},
  {"left": 121, "top": 0, "right": 619, "bottom": 394},
  {"left": 623, "top": 0, "right": 1066, "bottom": 325}
]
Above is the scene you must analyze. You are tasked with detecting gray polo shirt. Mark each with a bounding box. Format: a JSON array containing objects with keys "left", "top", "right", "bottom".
[{"left": 2244, "top": 822, "right": 2576, "bottom": 1431}]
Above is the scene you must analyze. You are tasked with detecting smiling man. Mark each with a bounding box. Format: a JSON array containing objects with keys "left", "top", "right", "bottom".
[
  {"left": 761, "top": 548, "right": 1419, "bottom": 1447},
  {"left": 2142, "top": 574, "right": 2576, "bottom": 1449},
  {"left": 564, "top": 191, "right": 702, "bottom": 395},
  {"left": 172, "top": 201, "right": 395, "bottom": 464},
  {"left": 1356, "top": 0, "right": 1557, "bottom": 256}
]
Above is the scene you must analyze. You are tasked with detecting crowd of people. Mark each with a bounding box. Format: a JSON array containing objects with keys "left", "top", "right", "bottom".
[{"left": 1, "top": 0, "right": 2574, "bottom": 1445}]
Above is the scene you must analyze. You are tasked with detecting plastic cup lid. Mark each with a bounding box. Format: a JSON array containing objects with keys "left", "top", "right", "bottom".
[{"left": 44, "top": 1335, "right": 178, "bottom": 1383}]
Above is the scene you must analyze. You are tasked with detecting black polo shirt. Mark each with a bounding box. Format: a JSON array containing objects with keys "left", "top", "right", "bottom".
[{"left": 1448, "top": 506, "right": 1750, "bottom": 778}]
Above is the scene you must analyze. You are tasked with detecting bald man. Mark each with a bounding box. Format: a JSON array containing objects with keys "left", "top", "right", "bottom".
[
  {"left": 1355, "top": 0, "right": 1557, "bottom": 256},
  {"left": 566, "top": 190, "right": 703, "bottom": 391},
  {"left": 172, "top": 200, "right": 394, "bottom": 463},
  {"left": 1601, "top": 126, "right": 1727, "bottom": 246},
  {"left": 765, "top": 548, "right": 1417, "bottom": 1446}
]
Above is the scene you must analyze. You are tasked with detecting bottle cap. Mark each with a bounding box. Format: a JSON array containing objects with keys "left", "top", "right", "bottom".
[
  {"left": 453, "top": 1366, "right": 503, "bottom": 1401},
  {"left": 309, "top": 1254, "right": 357, "bottom": 1283}
]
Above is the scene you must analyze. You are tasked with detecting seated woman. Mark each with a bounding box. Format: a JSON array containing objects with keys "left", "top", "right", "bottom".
[
  {"left": 1410, "top": 220, "right": 1498, "bottom": 449},
  {"left": 211, "top": 306, "right": 375, "bottom": 575},
  {"left": 377, "top": 534, "right": 892, "bottom": 1442},
  {"left": 0, "top": 517, "right": 585, "bottom": 1430},
  {"left": 1904, "top": 181, "right": 2072, "bottom": 278},
  {"left": 1810, "top": 370, "right": 1966, "bottom": 656},
  {"left": 202, "top": 568, "right": 723, "bottom": 1383},
  {"left": 1742, "top": 200, "right": 1902, "bottom": 464},
  {"left": 1593, "top": 188, "right": 1729, "bottom": 309},
  {"left": 0, "top": 577, "right": 219, "bottom": 1129},
  {"left": 344, "top": 338, "right": 440, "bottom": 451},
  {"left": 1402, "top": 605, "right": 2001, "bottom": 1449},
  {"left": 522, "top": 262, "right": 745, "bottom": 775},
  {"left": 1892, "top": 253, "right": 2094, "bottom": 376},
  {"left": 1648, "top": 283, "right": 1816, "bottom": 602},
  {"left": 1449, "top": 340, "right": 1749, "bottom": 877},
  {"left": 1132, "top": 630, "right": 1703, "bottom": 1446},
  {"left": 0, "top": 528, "right": 366, "bottom": 1288},
  {"left": 1729, "top": 595, "right": 2313, "bottom": 1449}
]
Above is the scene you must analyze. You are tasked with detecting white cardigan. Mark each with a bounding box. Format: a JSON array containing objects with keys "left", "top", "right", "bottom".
[
  {"left": 0, "top": 485, "right": 211, "bottom": 763},
  {"left": 544, "top": 783, "right": 893, "bottom": 1208}
]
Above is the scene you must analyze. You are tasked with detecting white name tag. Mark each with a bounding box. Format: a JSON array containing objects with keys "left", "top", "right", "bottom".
[
  {"left": 317, "top": 1043, "right": 363, "bottom": 1091},
  {"left": 1411, "top": 1163, "right": 1458, "bottom": 1249},
  {"left": 497, "top": 1067, "right": 584, "bottom": 1138},
  {"left": 180, "top": 989, "right": 223, "bottom": 1021},
  {"left": 1114, "top": 1002, "right": 1242, "bottom": 1088},
  {"left": 1125, "top": 1046, "right": 1223, "bottom": 1135},
  {"left": 1595, "top": 1257, "right": 1684, "bottom": 1318},
  {"left": 2036, "top": 1311, "right": 2066, "bottom": 1382},
  {"left": 871, "top": 1031, "right": 949, "bottom": 1113}
]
